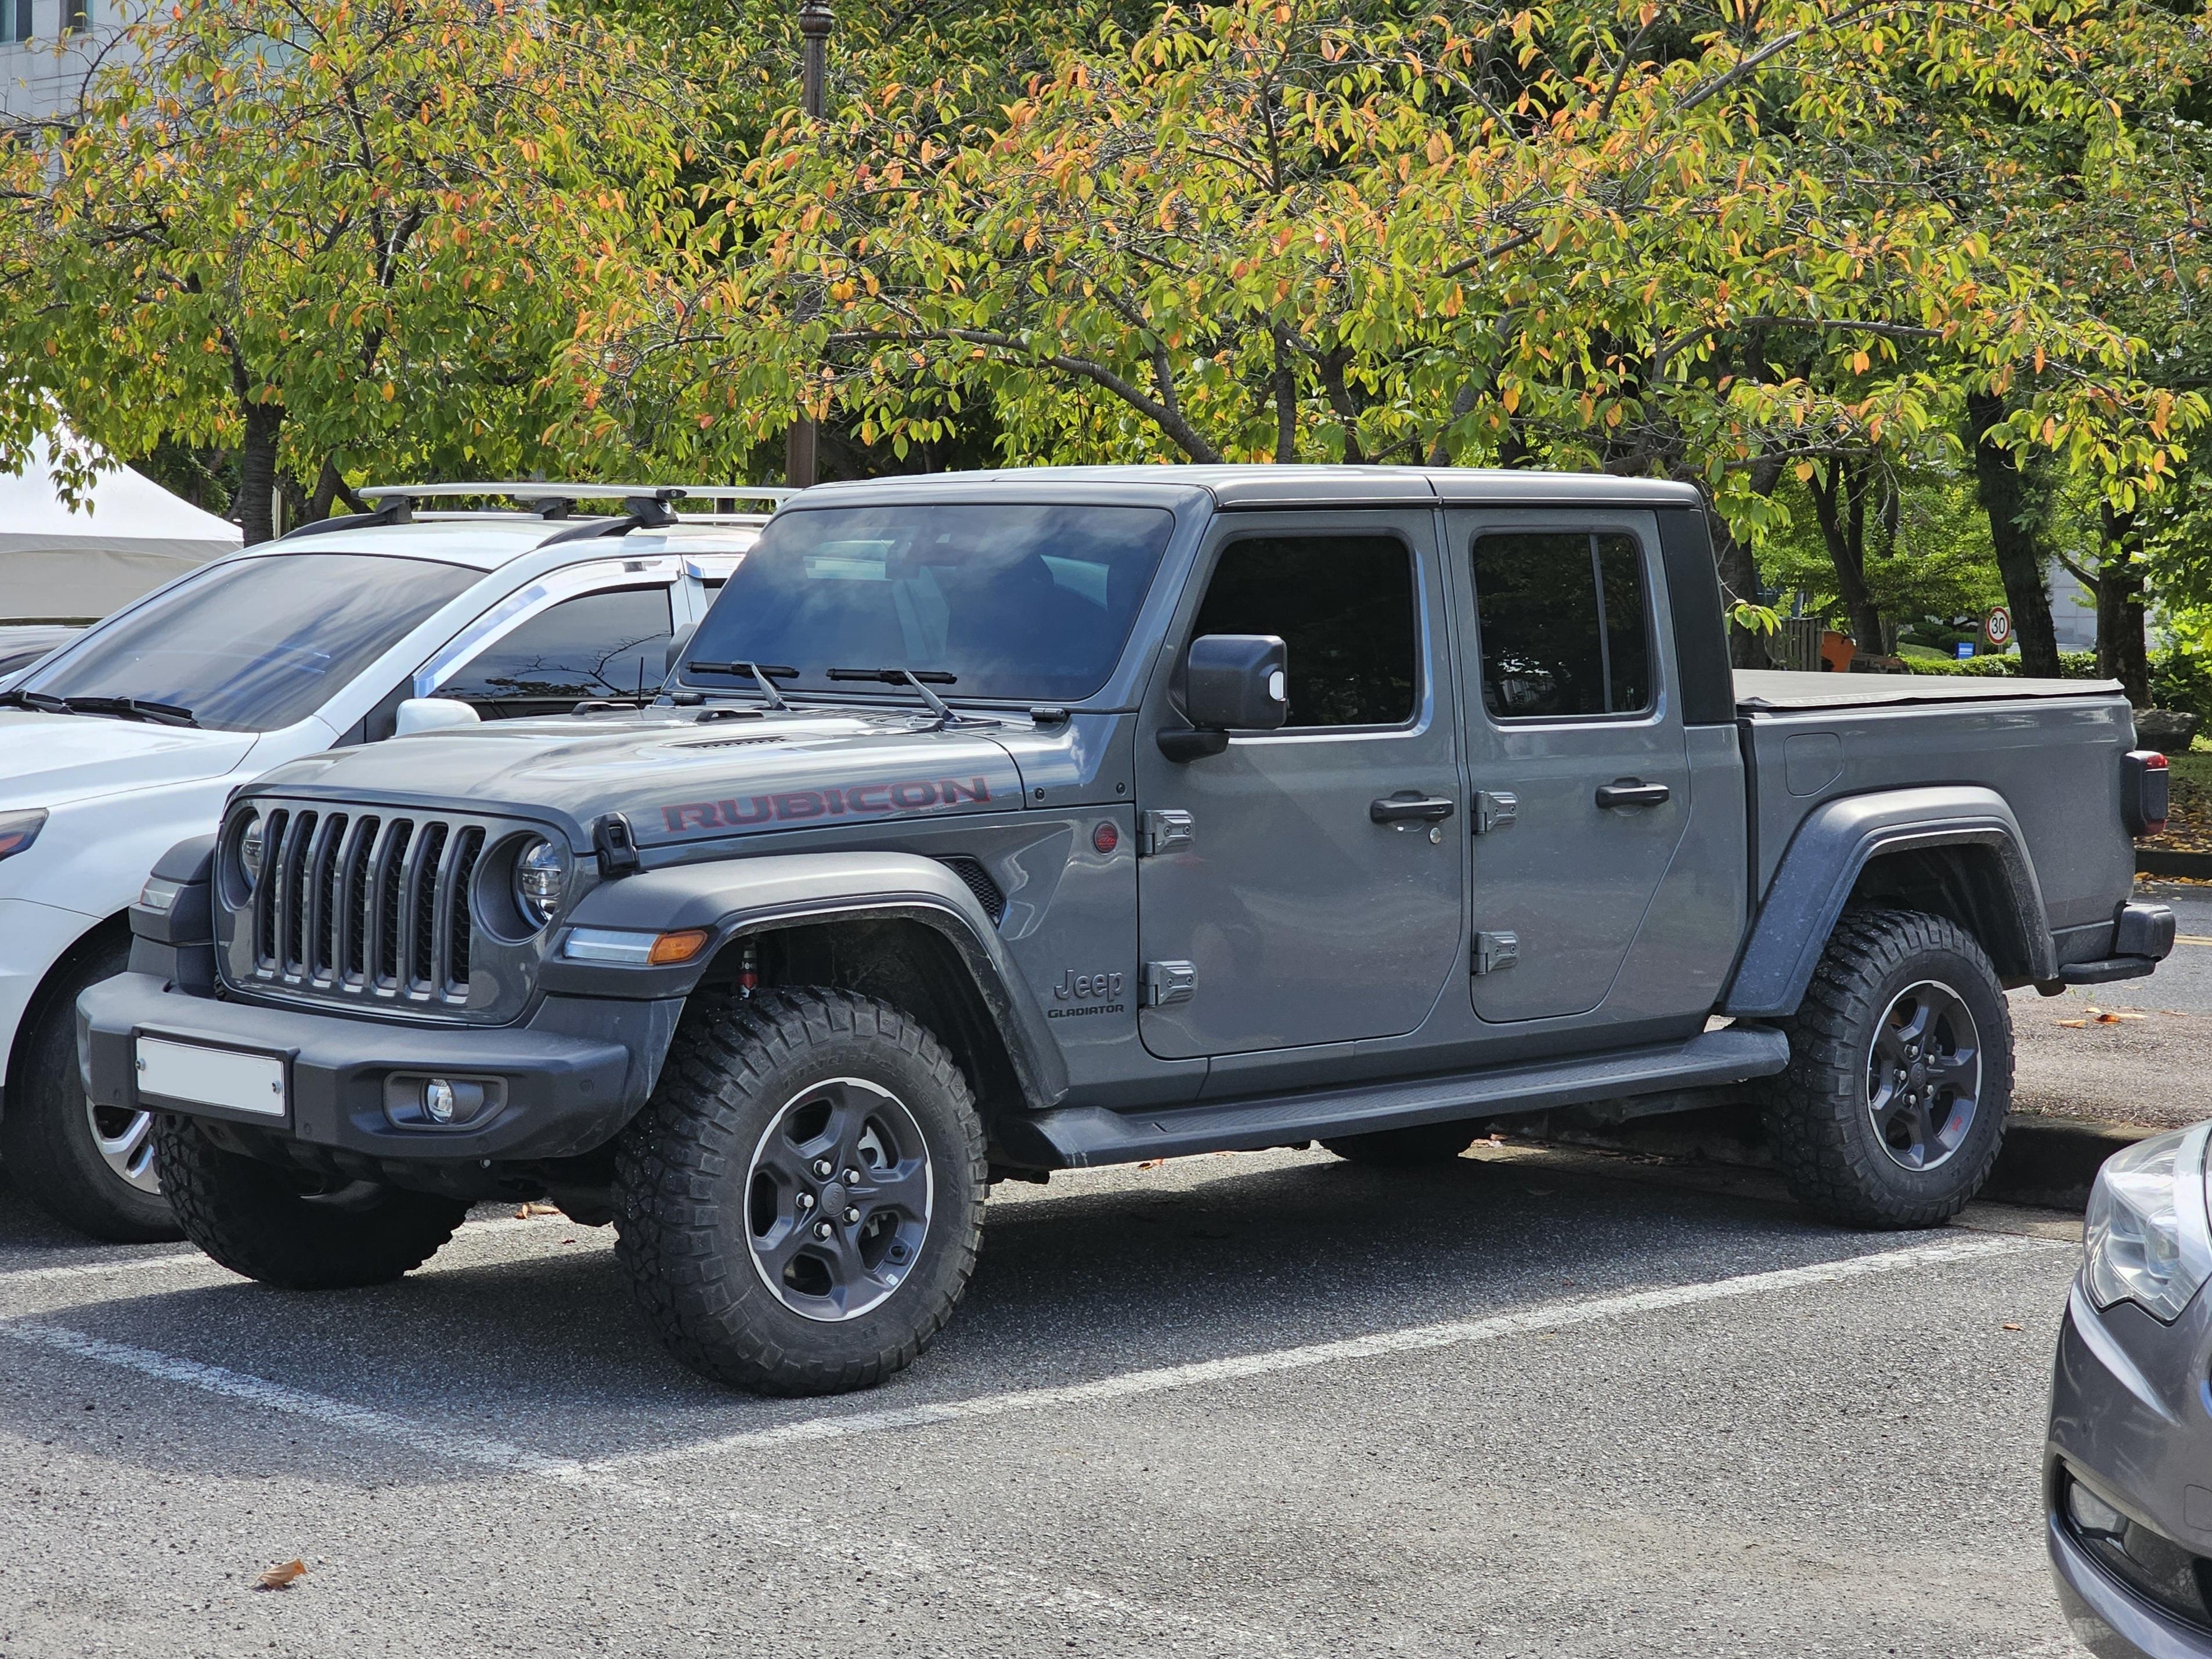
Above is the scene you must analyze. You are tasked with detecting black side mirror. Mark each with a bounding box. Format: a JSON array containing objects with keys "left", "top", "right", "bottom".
[{"left": 1160, "top": 633, "right": 1288, "bottom": 760}]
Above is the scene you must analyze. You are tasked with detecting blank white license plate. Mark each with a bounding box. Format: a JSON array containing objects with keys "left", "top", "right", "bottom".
[{"left": 136, "top": 1037, "right": 287, "bottom": 1117}]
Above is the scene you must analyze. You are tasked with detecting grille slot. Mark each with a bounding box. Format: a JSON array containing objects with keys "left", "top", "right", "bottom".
[
  {"left": 937, "top": 856, "right": 1006, "bottom": 925},
  {"left": 407, "top": 822, "right": 450, "bottom": 989},
  {"left": 375, "top": 820, "right": 413, "bottom": 986},
  {"left": 233, "top": 801, "right": 496, "bottom": 1012},
  {"left": 443, "top": 827, "right": 485, "bottom": 990}
]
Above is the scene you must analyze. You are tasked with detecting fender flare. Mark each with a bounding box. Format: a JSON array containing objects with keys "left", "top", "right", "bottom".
[
  {"left": 548, "top": 850, "right": 1069, "bottom": 1109},
  {"left": 1722, "top": 785, "right": 2055, "bottom": 1019}
]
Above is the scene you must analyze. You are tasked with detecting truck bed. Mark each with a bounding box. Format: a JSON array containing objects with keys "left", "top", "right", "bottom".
[
  {"left": 1734, "top": 668, "right": 2124, "bottom": 711},
  {"left": 1730, "top": 668, "right": 2137, "bottom": 958}
]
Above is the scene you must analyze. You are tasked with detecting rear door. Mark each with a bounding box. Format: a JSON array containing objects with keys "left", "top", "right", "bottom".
[
  {"left": 1450, "top": 510, "right": 1692, "bottom": 1023},
  {"left": 1135, "top": 511, "right": 1464, "bottom": 1059}
]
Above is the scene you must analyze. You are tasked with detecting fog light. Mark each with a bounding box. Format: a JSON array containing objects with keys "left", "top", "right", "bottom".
[
  {"left": 2069, "top": 1479, "right": 2128, "bottom": 1540},
  {"left": 424, "top": 1078, "right": 458, "bottom": 1123}
]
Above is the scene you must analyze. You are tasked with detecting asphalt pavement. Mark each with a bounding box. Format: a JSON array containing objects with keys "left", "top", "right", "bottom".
[
  {"left": 2009, "top": 881, "right": 2212, "bottom": 1130},
  {"left": 0, "top": 1144, "right": 2088, "bottom": 1658}
]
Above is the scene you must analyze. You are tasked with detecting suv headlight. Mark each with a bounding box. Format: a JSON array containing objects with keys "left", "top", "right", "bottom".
[
  {"left": 237, "top": 812, "right": 265, "bottom": 891},
  {"left": 2083, "top": 1125, "right": 2212, "bottom": 1322},
  {"left": 0, "top": 808, "right": 46, "bottom": 863},
  {"left": 513, "top": 836, "right": 568, "bottom": 928}
]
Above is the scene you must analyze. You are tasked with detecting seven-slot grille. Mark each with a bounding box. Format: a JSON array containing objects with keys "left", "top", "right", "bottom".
[{"left": 243, "top": 807, "right": 486, "bottom": 1004}]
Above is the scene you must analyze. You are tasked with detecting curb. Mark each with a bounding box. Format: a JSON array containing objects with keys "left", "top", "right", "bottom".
[
  {"left": 2138, "top": 849, "right": 2212, "bottom": 879},
  {"left": 1507, "top": 1103, "right": 2153, "bottom": 1212}
]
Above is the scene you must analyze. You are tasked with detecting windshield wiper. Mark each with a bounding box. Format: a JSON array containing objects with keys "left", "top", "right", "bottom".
[
  {"left": 825, "top": 666, "right": 994, "bottom": 728},
  {"left": 0, "top": 688, "right": 73, "bottom": 715},
  {"left": 63, "top": 695, "right": 198, "bottom": 727},
  {"left": 685, "top": 661, "right": 798, "bottom": 711}
]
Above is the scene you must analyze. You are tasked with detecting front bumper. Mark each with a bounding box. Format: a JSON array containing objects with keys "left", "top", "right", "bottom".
[
  {"left": 2045, "top": 1285, "right": 2212, "bottom": 1658},
  {"left": 78, "top": 972, "right": 683, "bottom": 1166}
]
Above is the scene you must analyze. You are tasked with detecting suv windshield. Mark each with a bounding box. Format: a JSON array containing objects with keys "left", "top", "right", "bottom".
[
  {"left": 678, "top": 503, "right": 1176, "bottom": 703},
  {"left": 23, "top": 553, "right": 477, "bottom": 733}
]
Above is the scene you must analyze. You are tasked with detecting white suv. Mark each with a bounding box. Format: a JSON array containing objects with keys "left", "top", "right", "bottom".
[{"left": 0, "top": 484, "right": 773, "bottom": 1239}]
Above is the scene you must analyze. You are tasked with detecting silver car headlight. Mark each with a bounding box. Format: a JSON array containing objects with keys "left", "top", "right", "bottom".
[
  {"left": 2083, "top": 1124, "right": 2212, "bottom": 1323},
  {"left": 513, "top": 836, "right": 568, "bottom": 929}
]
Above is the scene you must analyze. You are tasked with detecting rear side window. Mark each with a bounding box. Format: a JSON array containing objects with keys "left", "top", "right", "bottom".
[
  {"left": 438, "top": 587, "right": 673, "bottom": 712},
  {"left": 1471, "top": 531, "right": 1652, "bottom": 720},
  {"left": 1192, "top": 534, "right": 1418, "bottom": 728}
]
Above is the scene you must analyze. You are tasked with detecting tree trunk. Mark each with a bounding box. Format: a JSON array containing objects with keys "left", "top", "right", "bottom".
[
  {"left": 2096, "top": 505, "right": 2150, "bottom": 704},
  {"left": 229, "top": 402, "right": 284, "bottom": 545},
  {"left": 1965, "top": 389, "right": 2061, "bottom": 678},
  {"left": 1808, "top": 455, "right": 1883, "bottom": 655},
  {"left": 1714, "top": 452, "right": 1785, "bottom": 669}
]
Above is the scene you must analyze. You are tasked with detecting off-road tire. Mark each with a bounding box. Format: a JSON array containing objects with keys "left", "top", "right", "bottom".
[
  {"left": 1765, "top": 906, "right": 2012, "bottom": 1229},
  {"left": 1, "top": 936, "right": 181, "bottom": 1242},
  {"left": 153, "top": 1116, "right": 467, "bottom": 1287},
  {"left": 1322, "top": 1120, "right": 1482, "bottom": 1167},
  {"left": 614, "top": 987, "right": 987, "bottom": 1397}
]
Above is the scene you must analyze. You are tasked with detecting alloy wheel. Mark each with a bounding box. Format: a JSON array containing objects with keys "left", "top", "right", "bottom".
[
  {"left": 744, "top": 1077, "right": 933, "bottom": 1322},
  {"left": 1864, "top": 979, "right": 1982, "bottom": 1172},
  {"left": 86, "top": 1098, "right": 161, "bottom": 1194}
]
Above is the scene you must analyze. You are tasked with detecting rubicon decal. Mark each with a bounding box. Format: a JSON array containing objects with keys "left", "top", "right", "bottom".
[{"left": 661, "top": 776, "right": 995, "bottom": 834}]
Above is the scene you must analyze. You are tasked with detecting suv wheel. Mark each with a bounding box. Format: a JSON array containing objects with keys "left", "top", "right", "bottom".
[
  {"left": 1766, "top": 906, "right": 2012, "bottom": 1229},
  {"left": 1, "top": 936, "right": 182, "bottom": 1242},
  {"left": 154, "top": 1117, "right": 467, "bottom": 1286},
  {"left": 614, "top": 987, "right": 986, "bottom": 1396},
  {"left": 1322, "top": 1120, "right": 1481, "bottom": 1167}
]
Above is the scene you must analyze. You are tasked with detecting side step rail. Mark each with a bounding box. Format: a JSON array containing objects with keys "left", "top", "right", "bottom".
[{"left": 998, "top": 1026, "right": 1791, "bottom": 1170}]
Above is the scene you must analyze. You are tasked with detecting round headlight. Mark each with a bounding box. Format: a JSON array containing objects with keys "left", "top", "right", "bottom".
[
  {"left": 514, "top": 836, "right": 567, "bottom": 928},
  {"left": 237, "top": 813, "right": 264, "bottom": 891}
]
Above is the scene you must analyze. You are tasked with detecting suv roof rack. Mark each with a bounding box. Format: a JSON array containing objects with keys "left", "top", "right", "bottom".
[{"left": 357, "top": 482, "right": 794, "bottom": 515}]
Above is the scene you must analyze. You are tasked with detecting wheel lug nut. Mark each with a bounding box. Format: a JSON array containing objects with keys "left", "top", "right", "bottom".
[
  {"left": 812, "top": 1158, "right": 833, "bottom": 1177},
  {"left": 843, "top": 1168, "right": 860, "bottom": 1184},
  {"left": 813, "top": 1221, "right": 832, "bottom": 1239},
  {"left": 843, "top": 1206, "right": 860, "bottom": 1224},
  {"left": 797, "top": 1192, "right": 814, "bottom": 1211}
]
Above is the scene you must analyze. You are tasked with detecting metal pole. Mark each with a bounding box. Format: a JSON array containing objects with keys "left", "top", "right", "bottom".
[{"left": 785, "top": 0, "right": 832, "bottom": 490}]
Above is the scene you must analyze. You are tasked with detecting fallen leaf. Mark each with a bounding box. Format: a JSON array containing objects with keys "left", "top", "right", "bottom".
[
  {"left": 2058, "top": 1019, "right": 2087, "bottom": 1028},
  {"left": 1135, "top": 1158, "right": 1165, "bottom": 1170},
  {"left": 254, "top": 1560, "right": 306, "bottom": 1592},
  {"left": 2002, "top": 1322, "right": 2023, "bottom": 1332},
  {"left": 514, "top": 1202, "right": 560, "bottom": 1219},
  {"left": 2096, "top": 1011, "right": 2145, "bottom": 1022}
]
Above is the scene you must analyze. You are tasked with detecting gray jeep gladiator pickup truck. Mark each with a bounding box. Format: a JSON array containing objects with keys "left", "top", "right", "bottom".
[{"left": 81, "top": 466, "right": 2175, "bottom": 1395}]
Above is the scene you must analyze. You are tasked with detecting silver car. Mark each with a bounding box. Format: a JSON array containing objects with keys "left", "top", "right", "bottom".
[{"left": 2048, "top": 1123, "right": 2212, "bottom": 1656}]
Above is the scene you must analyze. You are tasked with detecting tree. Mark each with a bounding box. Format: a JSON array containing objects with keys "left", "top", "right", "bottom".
[
  {"left": 0, "top": 0, "right": 690, "bottom": 541},
  {"left": 583, "top": 0, "right": 2194, "bottom": 632}
]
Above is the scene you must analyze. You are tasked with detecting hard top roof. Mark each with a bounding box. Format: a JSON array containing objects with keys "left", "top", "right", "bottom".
[{"left": 792, "top": 463, "right": 1703, "bottom": 510}]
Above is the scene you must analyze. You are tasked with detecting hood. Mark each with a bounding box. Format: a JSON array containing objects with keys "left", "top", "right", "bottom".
[
  {"left": 248, "top": 708, "right": 1029, "bottom": 846},
  {"left": 0, "top": 711, "right": 261, "bottom": 809}
]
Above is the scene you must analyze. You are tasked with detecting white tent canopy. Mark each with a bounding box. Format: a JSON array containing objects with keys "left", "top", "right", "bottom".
[{"left": 0, "top": 430, "right": 242, "bottom": 622}]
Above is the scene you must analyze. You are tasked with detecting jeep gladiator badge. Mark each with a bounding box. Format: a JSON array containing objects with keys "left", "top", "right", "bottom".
[{"left": 1048, "top": 968, "right": 1125, "bottom": 1018}]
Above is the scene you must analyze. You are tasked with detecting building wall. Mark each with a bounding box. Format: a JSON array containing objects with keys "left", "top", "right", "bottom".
[
  {"left": 2048, "top": 559, "right": 2099, "bottom": 652},
  {"left": 0, "top": 1, "right": 129, "bottom": 123}
]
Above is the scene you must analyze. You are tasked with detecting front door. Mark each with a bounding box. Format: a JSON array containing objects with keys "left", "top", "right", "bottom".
[
  {"left": 1450, "top": 510, "right": 1693, "bottom": 1023},
  {"left": 1135, "top": 512, "right": 1464, "bottom": 1060}
]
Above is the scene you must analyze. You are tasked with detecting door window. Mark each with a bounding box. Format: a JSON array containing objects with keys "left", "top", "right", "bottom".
[
  {"left": 438, "top": 586, "right": 673, "bottom": 715},
  {"left": 1192, "top": 534, "right": 1417, "bottom": 728},
  {"left": 1470, "top": 531, "right": 1652, "bottom": 720}
]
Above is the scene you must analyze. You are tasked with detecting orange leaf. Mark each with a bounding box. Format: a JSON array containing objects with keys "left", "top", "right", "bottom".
[{"left": 255, "top": 1560, "right": 307, "bottom": 1592}]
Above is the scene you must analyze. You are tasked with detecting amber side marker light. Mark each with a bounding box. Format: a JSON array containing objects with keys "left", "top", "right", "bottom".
[{"left": 647, "top": 929, "right": 712, "bottom": 966}]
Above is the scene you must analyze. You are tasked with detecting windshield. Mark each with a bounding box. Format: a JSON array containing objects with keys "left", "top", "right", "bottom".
[
  {"left": 677, "top": 503, "right": 1176, "bottom": 703},
  {"left": 24, "top": 554, "right": 477, "bottom": 733}
]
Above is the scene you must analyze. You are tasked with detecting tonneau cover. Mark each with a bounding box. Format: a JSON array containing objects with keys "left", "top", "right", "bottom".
[{"left": 1734, "top": 668, "right": 2123, "bottom": 712}]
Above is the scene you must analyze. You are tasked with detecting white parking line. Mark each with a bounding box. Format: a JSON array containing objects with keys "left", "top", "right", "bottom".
[
  {"left": 595, "top": 1232, "right": 2062, "bottom": 1469},
  {"left": 0, "top": 1316, "right": 1276, "bottom": 1649},
  {"left": 0, "top": 1211, "right": 580, "bottom": 1290}
]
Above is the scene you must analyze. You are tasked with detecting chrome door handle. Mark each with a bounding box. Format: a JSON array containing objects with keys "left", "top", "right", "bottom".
[
  {"left": 1370, "top": 793, "right": 1456, "bottom": 824},
  {"left": 1594, "top": 781, "right": 1671, "bottom": 809}
]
